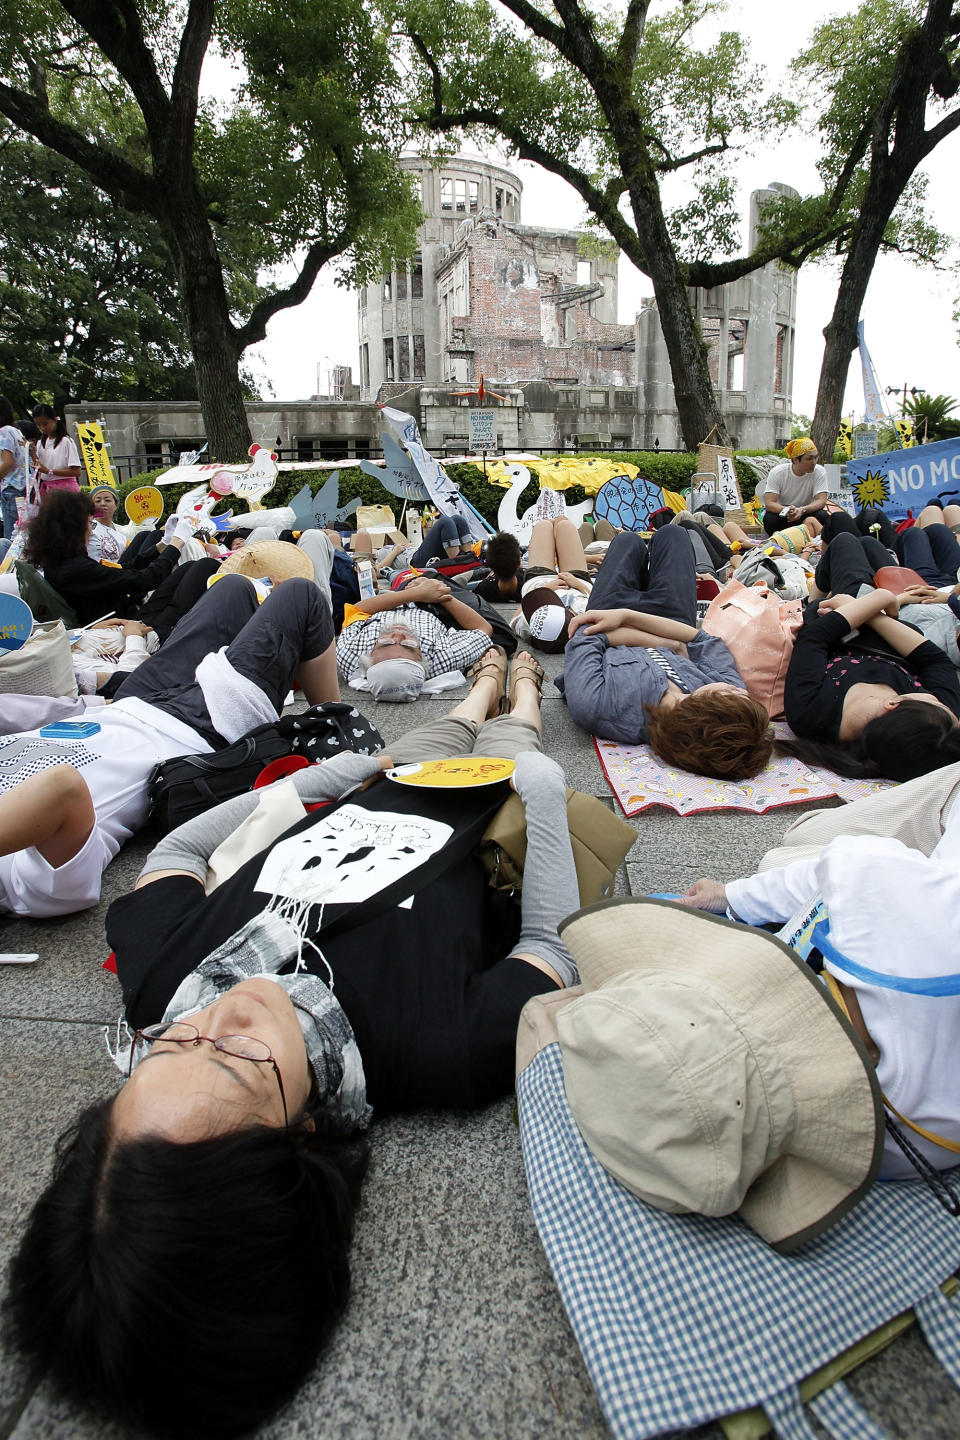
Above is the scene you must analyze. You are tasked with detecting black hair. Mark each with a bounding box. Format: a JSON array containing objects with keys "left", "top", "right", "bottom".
[
  {"left": 16, "top": 417, "right": 40, "bottom": 441},
  {"left": 31, "top": 403, "right": 68, "bottom": 443},
  {"left": 779, "top": 702, "right": 960, "bottom": 782},
  {"left": 23, "top": 489, "right": 95, "bottom": 568},
  {"left": 483, "top": 531, "right": 521, "bottom": 578},
  {"left": 0, "top": 395, "right": 14, "bottom": 427},
  {"left": 3, "top": 1096, "right": 368, "bottom": 1439}
]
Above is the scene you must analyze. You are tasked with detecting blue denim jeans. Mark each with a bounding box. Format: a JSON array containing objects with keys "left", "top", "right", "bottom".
[{"left": 1, "top": 488, "right": 21, "bottom": 540}]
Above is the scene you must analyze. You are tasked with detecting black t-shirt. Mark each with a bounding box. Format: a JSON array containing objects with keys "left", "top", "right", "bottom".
[
  {"left": 106, "top": 779, "right": 553, "bottom": 1112},
  {"left": 784, "top": 610, "right": 960, "bottom": 739},
  {"left": 471, "top": 570, "right": 524, "bottom": 604}
]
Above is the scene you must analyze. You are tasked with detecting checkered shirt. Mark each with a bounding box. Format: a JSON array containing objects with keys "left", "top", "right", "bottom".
[
  {"left": 335, "top": 604, "right": 490, "bottom": 682},
  {"left": 517, "top": 1042, "right": 960, "bottom": 1440}
]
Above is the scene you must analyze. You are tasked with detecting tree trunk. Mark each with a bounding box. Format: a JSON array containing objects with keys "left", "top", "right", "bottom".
[
  {"left": 810, "top": 192, "right": 903, "bottom": 461},
  {"left": 161, "top": 197, "right": 252, "bottom": 461},
  {"left": 627, "top": 178, "right": 730, "bottom": 451}
]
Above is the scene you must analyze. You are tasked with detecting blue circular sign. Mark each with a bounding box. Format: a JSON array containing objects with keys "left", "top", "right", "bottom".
[{"left": 0, "top": 593, "right": 33, "bottom": 651}]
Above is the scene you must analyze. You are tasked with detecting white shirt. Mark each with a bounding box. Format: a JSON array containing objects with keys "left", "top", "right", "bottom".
[
  {"left": 37, "top": 434, "right": 81, "bottom": 474},
  {"left": 763, "top": 461, "right": 828, "bottom": 510},
  {"left": 727, "top": 807, "right": 960, "bottom": 1179}
]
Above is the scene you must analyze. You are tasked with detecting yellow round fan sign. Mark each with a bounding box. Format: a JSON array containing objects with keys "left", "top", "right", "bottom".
[
  {"left": 386, "top": 757, "right": 515, "bottom": 788},
  {"left": 124, "top": 486, "right": 164, "bottom": 524}
]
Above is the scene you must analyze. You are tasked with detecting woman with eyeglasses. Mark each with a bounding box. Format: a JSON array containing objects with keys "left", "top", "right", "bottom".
[{"left": 4, "top": 655, "right": 582, "bottom": 1439}]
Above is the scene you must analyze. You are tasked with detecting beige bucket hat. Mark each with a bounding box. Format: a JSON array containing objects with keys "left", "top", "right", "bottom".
[
  {"left": 218, "top": 540, "right": 314, "bottom": 584},
  {"left": 531, "top": 897, "right": 884, "bottom": 1253}
]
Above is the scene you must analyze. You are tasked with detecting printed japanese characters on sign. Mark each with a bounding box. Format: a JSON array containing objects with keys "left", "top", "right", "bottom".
[
  {"left": 75, "top": 422, "right": 116, "bottom": 489},
  {"left": 469, "top": 410, "right": 496, "bottom": 452},
  {"left": 124, "top": 486, "right": 165, "bottom": 524}
]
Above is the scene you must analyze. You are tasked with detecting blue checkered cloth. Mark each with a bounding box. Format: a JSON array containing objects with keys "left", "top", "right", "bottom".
[{"left": 517, "top": 1044, "right": 960, "bottom": 1440}]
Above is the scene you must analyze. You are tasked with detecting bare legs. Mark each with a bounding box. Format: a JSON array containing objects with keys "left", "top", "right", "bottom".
[
  {"left": 0, "top": 764, "right": 94, "bottom": 868},
  {"left": 508, "top": 654, "right": 545, "bottom": 731},
  {"left": 526, "top": 516, "right": 589, "bottom": 574},
  {"left": 295, "top": 640, "right": 341, "bottom": 706},
  {"left": 446, "top": 651, "right": 544, "bottom": 731},
  {"left": 919, "top": 504, "right": 960, "bottom": 546}
]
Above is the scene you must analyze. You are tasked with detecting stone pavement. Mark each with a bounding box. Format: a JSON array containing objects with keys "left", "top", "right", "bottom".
[{"left": 1, "top": 642, "right": 959, "bottom": 1440}]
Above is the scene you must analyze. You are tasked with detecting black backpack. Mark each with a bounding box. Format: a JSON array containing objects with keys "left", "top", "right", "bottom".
[{"left": 148, "top": 702, "right": 384, "bottom": 835}]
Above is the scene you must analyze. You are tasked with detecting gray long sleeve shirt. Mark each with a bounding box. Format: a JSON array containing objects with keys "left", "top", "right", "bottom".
[{"left": 557, "top": 630, "right": 745, "bottom": 745}]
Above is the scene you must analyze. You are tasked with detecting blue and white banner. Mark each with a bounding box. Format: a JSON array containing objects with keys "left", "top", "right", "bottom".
[
  {"left": 857, "top": 321, "right": 888, "bottom": 426},
  {"left": 845, "top": 436, "right": 960, "bottom": 519}
]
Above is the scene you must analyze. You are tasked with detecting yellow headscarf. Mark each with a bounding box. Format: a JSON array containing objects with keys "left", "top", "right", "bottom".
[{"left": 784, "top": 437, "right": 818, "bottom": 460}]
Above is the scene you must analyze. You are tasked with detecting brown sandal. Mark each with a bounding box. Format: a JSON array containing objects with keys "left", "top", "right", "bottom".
[
  {"left": 469, "top": 645, "right": 509, "bottom": 717},
  {"left": 508, "top": 651, "right": 546, "bottom": 711}
]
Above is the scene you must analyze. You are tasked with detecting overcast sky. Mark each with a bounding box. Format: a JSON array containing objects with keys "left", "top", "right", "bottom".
[{"left": 245, "top": 0, "right": 960, "bottom": 422}]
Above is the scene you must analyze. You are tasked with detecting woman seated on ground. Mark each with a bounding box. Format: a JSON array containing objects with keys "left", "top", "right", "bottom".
[
  {"left": 85, "top": 484, "right": 130, "bottom": 564},
  {"left": 760, "top": 437, "right": 829, "bottom": 535},
  {"left": 558, "top": 525, "right": 772, "bottom": 779},
  {"left": 780, "top": 520, "right": 960, "bottom": 781},
  {"left": 3, "top": 652, "right": 578, "bottom": 1439},
  {"left": 24, "top": 490, "right": 195, "bottom": 624}
]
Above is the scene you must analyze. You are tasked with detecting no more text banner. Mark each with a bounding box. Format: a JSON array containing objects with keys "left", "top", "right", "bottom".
[{"left": 846, "top": 437, "right": 960, "bottom": 519}]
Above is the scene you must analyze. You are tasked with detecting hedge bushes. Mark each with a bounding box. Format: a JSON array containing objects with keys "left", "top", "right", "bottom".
[{"left": 119, "top": 448, "right": 772, "bottom": 527}]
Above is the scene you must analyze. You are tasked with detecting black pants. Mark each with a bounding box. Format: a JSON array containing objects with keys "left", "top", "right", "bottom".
[
  {"left": 898, "top": 524, "right": 960, "bottom": 587},
  {"left": 137, "top": 557, "right": 221, "bottom": 642},
  {"left": 115, "top": 576, "right": 334, "bottom": 745},
  {"left": 763, "top": 507, "right": 829, "bottom": 535},
  {"left": 587, "top": 527, "right": 696, "bottom": 625},
  {"left": 815, "top": 532, "right": 894, "bottom": 596}
]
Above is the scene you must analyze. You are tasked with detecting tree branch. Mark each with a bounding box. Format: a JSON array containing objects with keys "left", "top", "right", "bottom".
[
  {"left": 412, "top": 96, "right": 652, "bottom": 270},
  {"left": 492, "top": 0, "right": 573, "bottom": 62},
  {"left": 234, "top": 237, "right": 344, "bottom": 350},
  {"left": 655, "top": 138, "right": 729, "bottom": 172},
  {"left": 167, "top": 0, "right": 214, "bottom": 182},
  {"left": 0, "top": 78, "right": 158, "bottom": 207},
  {"left": 60, "top": 0, "right": 170, "bottom": 149},
  {"left": 615, "top": 0, "right": 650, "bottom": 77},
  {"left": 920, "top": 101, "right": 960, "bottom": 154}
]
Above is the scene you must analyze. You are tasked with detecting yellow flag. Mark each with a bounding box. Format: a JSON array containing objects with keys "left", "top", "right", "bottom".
[
  {"left": 895, "top": 419, "right": 915, "bottom": 448},
  {"left": 76, "top": 421, "right": 117, "bottom": 487},
  {"left": 837, "top": 419, "right": 853, "bottom": 459}
]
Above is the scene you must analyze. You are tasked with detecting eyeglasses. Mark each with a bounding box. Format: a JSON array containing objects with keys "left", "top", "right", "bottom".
[{"left": 128, "top": 1022, "right": 288, "bottom": 1127}]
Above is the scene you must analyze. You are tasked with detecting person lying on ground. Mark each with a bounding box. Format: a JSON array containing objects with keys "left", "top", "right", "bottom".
[
  {"left": 409, "top": 510, "right": 476, "bottom": 566},
  {"left": 510, "top": 516, "right": 593, "bottom": 652},
  {"left": 71, "top": 618, "right": 159, "bottom": 695},
  {"left": 2, "top": 652, "right": 577, "bottom": 1440},
  {"left": 470, "top": 531, "right": 524, "bottom": 603},
  {"left": 336, "top": 574, "right": 492, "bottom": 701},
  {"left": 676, "top": 759, "right": 960, "bottom": 1186},
  {"left": 778, "top": 537, "right": 960, "bottom": 780},
  {"left": 557, "top": 526, "right": 772, "bottom": 779},
  {"left": 0, "top": 574, "right": 339, "bottom": 918}
]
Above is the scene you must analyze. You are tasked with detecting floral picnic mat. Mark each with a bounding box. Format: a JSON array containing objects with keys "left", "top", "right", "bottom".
[{"left": 594, "top": 735, "right": 894, "bottom": 817}]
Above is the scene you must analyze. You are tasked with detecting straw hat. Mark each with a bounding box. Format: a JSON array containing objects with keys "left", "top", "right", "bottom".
[
  {"left": 218, "top": 540, "right": 313, "bottom": 584},
  {"left": 531, "top": 898, "right": 884, "bottom": 1252}
]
